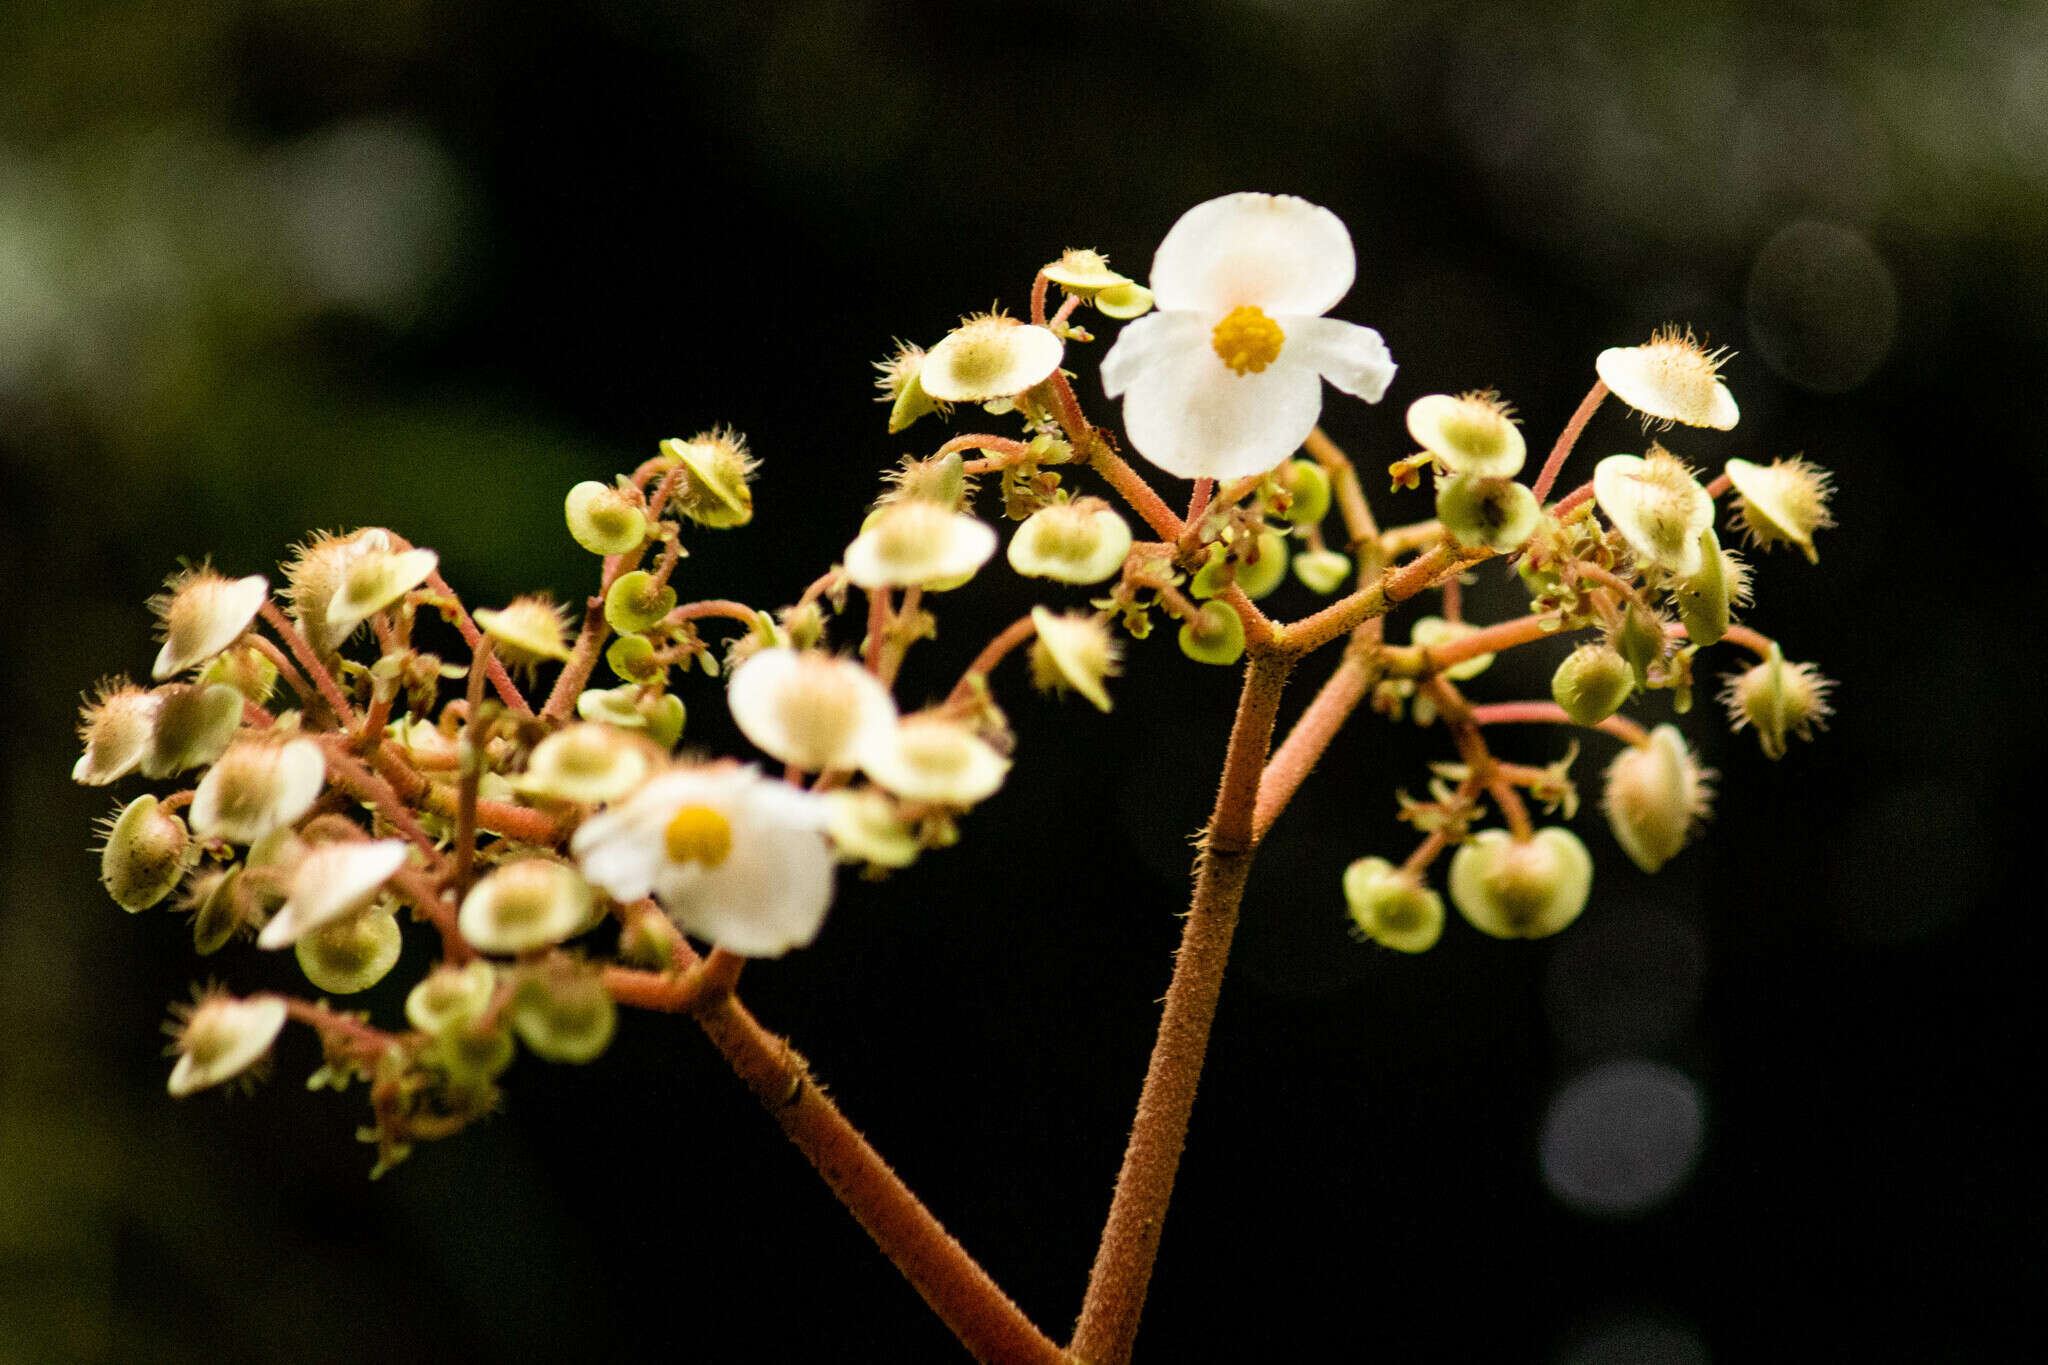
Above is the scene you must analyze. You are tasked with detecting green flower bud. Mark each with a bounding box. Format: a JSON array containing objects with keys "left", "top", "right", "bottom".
[
  {"left": 1721, "top": 642, "right": 1833, "bottom": 760},
  {"left": 661, "top": 430, "right": 757, "bottom": 529},
  {"left": 1411, "top": 615, "right": 1493, "bottom": 681},
  {"left": 512, "top": 722, "right": 652, "bottom": 803},
  {"left": 166, "top": 992, "right": 287, "bottom": 1098},
  {"left": 99, "top": 794, "right": 190, "bottom": 912},
  {"left": 1725, "top": 456, "right": 1834, "bottom": 562},
  {"left": 431, "top": 1020, "right": 516, "bottom": 1082},
  {"left": 459, "top": 859, "right": 596, "bottom": 955},
  {"left": 1406, "top": 391, "right": 1526, "bottom": 478},
  {"left": 1551, "top": 644, "right": 1635, "bottom": 727},
  {"left": 475, "top": 595, "right": 574, "bottom": 669},
  {"left": 1436, "top": 474, "right": 1540, "bottom": 552},
  {"left": 641, "top": 692, "right": 687, "bottom": 749},
  {"left": 1602, "top": 724, "right": 1713, "bottom": 873},
  {"left": 1673, "top": 527, "right": 1732, "bottom": 645},
  {"left": 605, "top": 633, "right": 667, "bottom": 685},
  {"left": 510, "top": 961, "right": 617, "bottom": 1064},
  {"left": 564, "top": 479, "right": 649, "bottom": 556},
  {"left": 1448, "top": 827, "right": 1593, "bottom": 940},
  {"left": 1191, "top": 532, "right": 1288, "bottom": 601},
  {"left": 605, "top": 571, "right": 678, "bottom": 634},
  {"left": 198, "top": 642, "right": 279, "bottom": 705},
  {"left": 1292, "top": 547, "right": 1352, "bottom": 595},
  {"left": 406, "top": 960, "right": 498, "bottom": 1035},
  {"left": 1028, "top": 607, "right": 1120, "bottom": 712},
  {"left": 1177, "top": 601, "right": 1246, "bottom": 667},
  {"left": 1343, "top": 857, "right": 1445, "bottom": 953},
  {"left": 1616, "top": 601, "right": 1666, "bottom": 688},
  {"left": 294, "top": 905, "right": 404, "bottom": 994},
  {"left": 1592, "top": 449, "right": 1713, "bottom": 576},
  {"left": 187, "top": 867, "right": 255, "bottom": 954},
  {"left": 1274, "top": 460, "right": 1333, "bottom": 526},
  {"left": 1093, "top": 282, "right": 1155, "bottom": 319},
  {"left": 140, "top": 682, "right": 245, "bottom": 779}
]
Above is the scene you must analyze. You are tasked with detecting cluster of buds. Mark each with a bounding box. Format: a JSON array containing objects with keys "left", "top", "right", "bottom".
[{"left": 81, "top": 193, "right": 1834, "bottom": 1202}]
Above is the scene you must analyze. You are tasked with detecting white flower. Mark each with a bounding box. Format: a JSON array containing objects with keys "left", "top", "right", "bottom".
[
  {"left": 190, "top": 738, "right": 327, "bottom": 845},
  {"left": 571, "top": 766, "right": 834, "bottom": 958},
  {"left": 919, "top": 314, "right": 1065, "bottom": 403},
  {"left": 1595, "top": 328, "right": 1739, "bottom": 431},
  {"left": 727, "top": 647, "right": 899, "bottom": 773},
  {"left": 857, "top": 714, "right": 1010, "bottom": 806},
  {"left": 1101, "top": 193, "right": 1396, "bottom": 481},
  {"left": 458, "top": 859, "right": 596, "bottom": 955},
  {"left": 842, "top": 501, "right": 997, "bottom": 590}
]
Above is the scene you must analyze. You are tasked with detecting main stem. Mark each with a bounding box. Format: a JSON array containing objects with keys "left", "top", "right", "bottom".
[{"left": 1070, "top": 653, "right": 1293, "bottom": 1365}]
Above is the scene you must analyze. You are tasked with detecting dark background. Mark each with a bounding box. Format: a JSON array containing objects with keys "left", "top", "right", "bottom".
[{"left": 3, "top": 1, "right": 2041, "bottom": 1360}]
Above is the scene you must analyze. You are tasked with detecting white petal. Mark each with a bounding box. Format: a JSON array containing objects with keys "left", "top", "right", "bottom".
[
  {"left": 1148, "top": 193, "right": 1355, "bottom": 317},
  {"left": 1285, "top": 316, "right": 1396, "bottom": 403},
  {"left": 1100, "top": 311, "right": 1207, "bottom": 399},
  {"left": 684, "top": 818, "right": 834, "bottom": 958},
  {"left": 1119, "top": 343, "right": 1325, "bottom": 482}
]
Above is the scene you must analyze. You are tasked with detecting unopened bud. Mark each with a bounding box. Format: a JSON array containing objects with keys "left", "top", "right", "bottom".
[
  {"left": 1343, "top": 857, "right": 1445, "bottom": 953},
  {"left": 1602, "top": 724, "right": 1713, "bottom": 873},
  {"left": 1551, "top": 644, "right": 1634, "bottom": 727},
  {"left": 1448, "top": 826, "right": 1593, "bottom": 939}
]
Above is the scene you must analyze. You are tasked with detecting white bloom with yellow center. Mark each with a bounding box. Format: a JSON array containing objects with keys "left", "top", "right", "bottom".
[
  {"left": 1101, "top": 193, "right": 1396, "bottom": 482},
  {"left": 728, "top": 647, "right": 899, "bottom": 773},
  {"left": 571, "top": 767, "right": 834, "bottom": 958},
  {"left": 257, "top": 838, "right": 409, "bottom": 949}
]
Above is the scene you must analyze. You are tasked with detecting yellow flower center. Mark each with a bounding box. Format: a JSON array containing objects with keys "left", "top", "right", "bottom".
[
  {"left": 664, "top": 803, "right": 733, "bottom": 867},
  {"left": 1210, "top": 305, "right": 1285, "bottom": 375}
]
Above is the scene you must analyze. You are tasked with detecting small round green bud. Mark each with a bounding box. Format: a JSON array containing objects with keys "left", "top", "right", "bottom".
[
  {"left": 642, "top": 692, "right": 687, "bottom": 749},
  {"left": 1411, "top": 615, "right": 1493, "bottom": 681},
  {"left": 883, "top": 450, "right": 970, "bottom": 511},
  {"left": 564, "top": 479, "right": 649, "bottom": 555},
  {"left": 1274, "top": 460, "right": 1333, "bottom": 526},
  {"left": 876, "top": 344, "right": 945, "bottom": 434},
  {"left": 1615, "top": 601, "right": 1666, "bottom": 688},
  {"left": 1191, "top": 532, "right": 1288, "bottom": 601},
  {"left": 1406, "top": 391, "right": 1526, "bottom": 478},
  {"left": 187, "top": 867, "right": 254, "bottom": 954},
  {"left": 618, "top": 907, "right": 684, "bottom": 969},
  {"left": 1721, "top": 642, "right": 1833, "bottom": 760},
  {"left": 1602, "top": 724, "right": 1713, "bottom": 873},
  {"left": 1343, "top": 857, "right": 1445, "bottom": 953},
  {"left": 294, "top": 905, "right": 404, "bottom": 994},
  {"left": 1436, "top": 474, "right": 1540, "bottom": 552},
  {"left": 1673, "top": 527, "right": 1733, "bottom": 645},
  {"left": 662, "top": 430, "right": 758, "bottom": 529},
  {"left": 605, "top": 634, "right": 666, "bottom": 685},
  {"left": 605, "top": 571, "right": 678, "bottom": 634},
  {"left": 1448, "top": 826, "right": 1594, "bottom": 940},
  {"left": 406, "top": 960, "right": 498, "bottom": 1035},
  {"left": 1551, "top": 643, "right": 1635, "bottom": 727},
  {"left": 99, "top": 794, "right": 190, "bottom": 912},
  {"left": 432, "top": 1020, "right": 516, "bottom": 1081},
  {"left": 1007, "top": 498, "right": 1133, "bottom": 585},
  {"left": 1291, "top": 547, "right": 1352, "bottom": 595},
  {"left": 140, "top": 681, "right": 245, "bottom": 779},
  {"left": 509, "top": 961, "right": 617, "bottom": 1064},
  {"left": 1177, "top": 601, "right": 1247, "bottom": 667},
  {"left": 1029, "top": 607, "right": 1121, "bottom": 712}
]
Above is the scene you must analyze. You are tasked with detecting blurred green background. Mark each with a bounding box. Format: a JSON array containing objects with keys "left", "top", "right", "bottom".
[{"left": 4, "top": 1, "right": 2042, "bottom": 1360}]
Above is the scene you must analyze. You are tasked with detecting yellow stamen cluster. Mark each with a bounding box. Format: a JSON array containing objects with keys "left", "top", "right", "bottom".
[
  {"left": 664, "top": 804, "right": 733, "bottom": 867},
  {"left": 1211, "top": 305, "right": 1285, "bottom": 375}
]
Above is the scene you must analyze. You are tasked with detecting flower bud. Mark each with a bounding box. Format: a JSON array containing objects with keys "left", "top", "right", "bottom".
[
  {"left": 1615, "top": 601, "right": 1666, "bottom": 689},
  {"left": 509, "top": 960, "right": 617, "bottom": 1064},
  {"left": 1724, "top": 456, "right": 1834, "bottom": 562},
  {"left": 258, "top": 839, "right": 410, "bottom": 949},
  {"left": 406, "top": 960, "right": 499, "bottom": 1035},
  {"left": 564, "top": 478, "right": 649, "bottom": 555},
  {"left": 874, "top": 342, "right": 946, "bottom": 434},
  {"left": 575, "top": 685, "right": 686, "bottom": 748},
  {"left": 1448, "top": 826, "right": 1594, "bottom": 939},
  {"left": 1602, "top": 724, "right": 1713, "bottom": 873},
  {"left": 1177, "top": 600, "right": 1247, "bottom": 667},
  {"left": 604, "top": 570, "right": 678, "bottom": 633},
  {"left": 99, "top": 794, "right": 190, "bottom": 911},
  {"left": 1028, "top": 607, "right": 1120, "bottom": 712},
  {"left": 729, "top": 647, "right": 898, "bottom": 773},
  {"left": 140, "top": 681, "right": 244, "bottom": 778},
  {"left": 1007, "top": 498, "right": 1133, "bottom": 585},
  {"left": 662, "top": 430, "right": 757, "bottom": 529},
  {"left": 1551, "top": 643, "right": 1635, "bottom": 727},
  {"left": 73, "top": 679, "right": 161, "bottom": 786},
  {"left": 824, "top": 789, "right": 922, "bottom": 870},
  {"left": 187, "top": 867, "right": 258, "bottom": 955},
  {"left": 151, "top": 571, "right": 269, "bottom": 681},
  {"left": 198, "top": 643, "right": 279, "bottom": 705},
  {"left": 1721, "top": 642, "right": 1833, "bottom": 760},
  {"left": 295, "top": 904, "right": 404, "bottom": 994},
  {"left": 1436, "top": 473, "right": 1540, "bottom": 552},
  {"left": 475, "top": 594, "right": 574, "bottom": 670},
  {"left": 918, "top": 314, "right": 1064, "bottom": 403},
  {"left": 1292, "top": 547, "right": 1352, "bottom": 595},
  {"left": 1592, "top": 449, "right": 1713, "bottom": 576},
  {"left": 1042, "top": 248, "right": 1137, "bottom": 299},
  {"left": 1273, "top": 459, "right": 1333, "bottom": 525},
  {"left": 325, "top": 541, "right": 438, "bottom": 638},
  {"left": 843, "top": 502, "right": 997, "bottom": 591},
  {"left": 858, "top": 714, "right": 1010, "bottom": 806},
  {"left": 459, "top": 859, "right": 597, "bottom": 955},
  {"left": 189, "top": 737, "right": 327, "bottom": 845},
  {"left": 882, "top": 451, "right": 970, "bottom": 511},
  {"left": 1672, "top": 527, "right": 1734, "bottom": 645},
  {"left": 1594, "top": 327, "right": 1739, "bottom": 430},
  {"left": 1406, "top": 391, "right": 1526, "bottom": 478},
  {"left": 166, "top": 992, "right": 288, "bottom": 1097},
  {"left": 512, "top": 722, "right": 652, "bottom": 803},
  {"left": 1343, "top": 857, "right": 1445, "bottom": 953}
]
